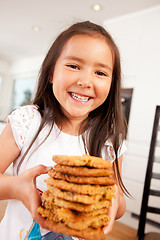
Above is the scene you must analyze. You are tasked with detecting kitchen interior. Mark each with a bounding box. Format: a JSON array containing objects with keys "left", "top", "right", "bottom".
[{"left": 0, "top": 1, "right": 160, "bottom": 239}]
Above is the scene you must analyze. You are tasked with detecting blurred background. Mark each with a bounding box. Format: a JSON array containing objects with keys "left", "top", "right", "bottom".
[{"left": 0, "top": 0, "right": 160, "bottom": 236}]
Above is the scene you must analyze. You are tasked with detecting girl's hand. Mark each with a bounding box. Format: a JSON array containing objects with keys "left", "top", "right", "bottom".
[
  {"left": 13, "top": 165, "right": 52, "bottom": 226},
  {"left": 103, "top": 156, "right": 126, "bottom": 236},
  {"left": 103, "top": 185, "right": 120, "bottom": 235}
]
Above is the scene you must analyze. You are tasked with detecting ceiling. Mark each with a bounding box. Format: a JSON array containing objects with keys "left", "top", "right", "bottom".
[{"left": 0, "top": 0, "right": 160, "bottom": 62}]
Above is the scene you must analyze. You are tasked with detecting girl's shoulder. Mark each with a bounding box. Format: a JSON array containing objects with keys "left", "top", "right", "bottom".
[
  {"left": 103, "top": 139, "right": 127, "bottom": 162},
  {"left": 8, "top": 105, "right": 41, "bottom": 128},
  {"left": 8, "top": 105, "right": 41, "bottom": 150},
  {"left": 9, "top": 104, "right": 40, "bottom": 118}
]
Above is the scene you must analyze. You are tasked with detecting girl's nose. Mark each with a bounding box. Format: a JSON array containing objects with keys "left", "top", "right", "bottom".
[{"left": 77, "top": 74, "right": 93, "bottom": 88}]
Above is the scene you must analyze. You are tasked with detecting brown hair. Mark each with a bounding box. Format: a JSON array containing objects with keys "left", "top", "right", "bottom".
[{"left": 23, "top": 21, "right": 128, "bottom": 194}]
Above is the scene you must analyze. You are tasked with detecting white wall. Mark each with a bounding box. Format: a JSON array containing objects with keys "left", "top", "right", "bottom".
[
  {"left": 10, "top": 55, "right": 44, "bottom": 76},
  {"left": 104, "top": 5, "right": 160, "bottom": 231}
]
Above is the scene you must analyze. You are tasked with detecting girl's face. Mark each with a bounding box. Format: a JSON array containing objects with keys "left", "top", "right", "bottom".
[{"left": 51, "top": 34, "right": 113, "bottom": 124}]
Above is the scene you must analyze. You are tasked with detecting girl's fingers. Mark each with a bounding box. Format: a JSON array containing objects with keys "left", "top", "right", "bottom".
[
  {"left": 103, "top": 194, "right": 118, "bottom": 235},
  {"left": 17, "top": 165, "right": 52, "bottom": 212},
  {"left": 25, "top": 165, "right": 53, "bottom": 179},
  {"left": 103, "top": 215, "right": 115, "bottom": 235}
]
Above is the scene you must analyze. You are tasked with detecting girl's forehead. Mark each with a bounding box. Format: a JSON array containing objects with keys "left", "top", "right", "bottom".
[
  {"left": 64, "top": 33, "right": 110, "bottom": 47},
  {"left": 59, "top": 34, "right": 114, "bottom": 67},
  {"left": 61, "top": 34, "right": 112, "bottom": 55}
]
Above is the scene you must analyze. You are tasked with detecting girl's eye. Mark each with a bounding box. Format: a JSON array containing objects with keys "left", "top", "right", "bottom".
[
  {"left": 96, "top": 71, "right": 107, "bottom": 76},
  {"left": 67, "top": 64, "right": 79, "bottom": 70}
]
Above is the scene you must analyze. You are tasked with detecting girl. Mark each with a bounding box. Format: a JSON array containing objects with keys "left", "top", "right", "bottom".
[{"left": 0, "top": 21, "right": 127, "bottom": 240}]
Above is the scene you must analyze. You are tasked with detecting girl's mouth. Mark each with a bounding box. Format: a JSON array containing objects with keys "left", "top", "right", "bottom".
[{"left": 69, "top": 92, "right": 91, "bottom": 102}]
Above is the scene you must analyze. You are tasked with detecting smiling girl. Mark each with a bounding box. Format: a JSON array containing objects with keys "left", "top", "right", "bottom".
[{"left": 0, "top": 21, "right": 127, "bottom": 240}]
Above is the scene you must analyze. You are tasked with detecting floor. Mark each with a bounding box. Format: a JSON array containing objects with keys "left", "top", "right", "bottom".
[{"left": 107, "top": 221, "right": 137, "bottom": 240}]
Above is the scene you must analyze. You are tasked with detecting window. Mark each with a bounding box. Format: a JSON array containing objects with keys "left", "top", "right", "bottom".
[{"left": 12, "top": 77, "right": 36, "bottom": 110}]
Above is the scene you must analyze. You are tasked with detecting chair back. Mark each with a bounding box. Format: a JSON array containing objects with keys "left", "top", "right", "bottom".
[{"left": 137, "top": 105, "right": 160, "bottom": 240}]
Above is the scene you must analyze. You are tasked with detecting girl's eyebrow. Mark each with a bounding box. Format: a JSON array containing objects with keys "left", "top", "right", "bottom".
[
  {"left": 96, "top": 63, "right": 112, "bottom": 72},
  {"left": 64, "top": 56, "right": 84, "bottom": 62},
  {"left": 64, "top": 56, "right": 112, "bottom": 72}
]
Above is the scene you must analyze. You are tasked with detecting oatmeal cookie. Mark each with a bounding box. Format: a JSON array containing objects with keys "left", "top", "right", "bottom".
[
  {"left": 54, "top": 164, "right": 114, "bottom": 177},
  {"left": 47, "top": 186, "right": 103, "bottom": 204},
  {"left": 38, "top": 206, "right": 110, "bottom": 231},
  {"left": 45, "top": 177, "right": 115, "bottom": 195},
  {"left": 52, "top": 154, "right": 112, "bottom": 169},
  {"left": 48, "top": 169, "right": 115, "bottom": 185},
  {"left": 47, "top": 185, "right": 114, "bottom": 204},
  {"left": 43, "top": 196, "right": 111, "bottom": 212}
]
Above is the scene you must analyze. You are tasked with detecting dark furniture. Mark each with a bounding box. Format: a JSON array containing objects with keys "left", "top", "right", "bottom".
[{"left": 137, "top": 106, "right": 160, "bottom": 240}]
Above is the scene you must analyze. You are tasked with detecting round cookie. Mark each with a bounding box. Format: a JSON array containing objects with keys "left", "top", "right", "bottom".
[
  {"left": 47, "top": 186, "right": 103, "bottom": 204},
  {"left": 52, "top": 154, "right": 112, "bottom": 169},
  {"left": 47, "top": 185, "right": 115, "bottom": 204},
  {"left": 38, "top": 206, "right": 110, "bottom": 231},
  {"left": 45, "top": 177, "right": 115, "bottom": 195},
  {"left": 48, "top": 169, "right": 115, "bottom": 185},
  {"left": 54, "top": 164, "right": 114, "bottom": 177},
  {"left": 44, "top": 197, "right": 111, "bottom": 212}
]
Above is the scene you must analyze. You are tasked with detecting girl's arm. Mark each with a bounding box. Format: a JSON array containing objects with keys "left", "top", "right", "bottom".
[
  {"left": 0, "top": 123, "right": 20, "bottom": 174},
  {"left": 103, "top": 155, "right": 126, "bottom": 235},
  {"left": 0, "top": 123, "right": 21, "bottom": 199},
  {"left": 0, "top": 123, "right": 52, "bottom": 226},
  {"left": 114, "top": 155, "right": 126, "bottom": 219}
]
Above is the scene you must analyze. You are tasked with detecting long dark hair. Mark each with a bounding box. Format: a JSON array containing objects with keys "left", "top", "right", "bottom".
[{"left": 22, "top": 21, "right": 128, "bottom": 195}]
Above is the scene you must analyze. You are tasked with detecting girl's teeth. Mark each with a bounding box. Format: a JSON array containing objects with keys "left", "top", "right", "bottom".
[{"left": 71, "top": 93, "right": 89, "bottom": 101}]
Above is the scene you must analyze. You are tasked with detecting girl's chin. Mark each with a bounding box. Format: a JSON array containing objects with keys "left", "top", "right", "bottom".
[
  {"left": 69, "top": 113, "right": 89, "bottom": 120},
  {"left": 61, "top": 105, "right": 92, "bottom": 121},
  {"left": 64, "top": 110, "right": 89, "bottom": 121}
]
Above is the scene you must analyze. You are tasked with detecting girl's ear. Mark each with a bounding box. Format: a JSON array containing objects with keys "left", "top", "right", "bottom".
[{"left": 49, "top": 76, "right": 53, "bottom": 84}]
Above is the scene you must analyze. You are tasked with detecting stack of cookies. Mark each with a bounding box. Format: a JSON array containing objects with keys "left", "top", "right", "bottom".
[{"left": 38, "top": 154, "right": 116, "bottom": 240}]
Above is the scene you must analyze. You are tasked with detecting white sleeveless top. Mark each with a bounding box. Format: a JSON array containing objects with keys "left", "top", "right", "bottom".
[{"left": 0, "top": 105, "right": 126, "bottom": 240}]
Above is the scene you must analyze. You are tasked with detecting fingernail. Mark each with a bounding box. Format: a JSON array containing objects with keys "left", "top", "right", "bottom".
[
  {"left": 46, "top": 166, "right": 53, "bottom": 171},
  {"left": 103, "top": 230, "right": 107, "bottom": 235},
  {"left": 103, "top": 227, "right": 108, "bottom": 235}
]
